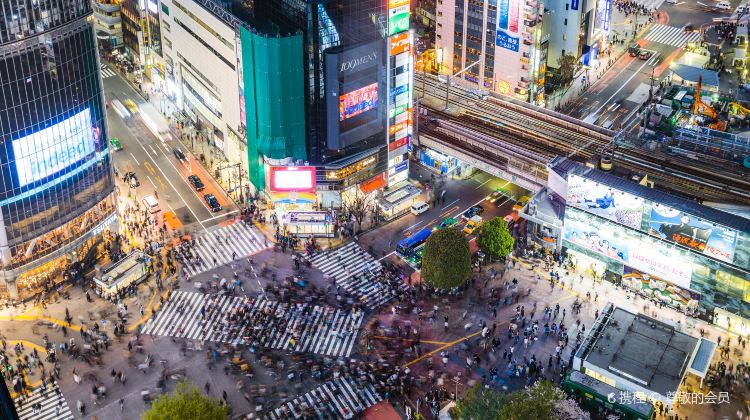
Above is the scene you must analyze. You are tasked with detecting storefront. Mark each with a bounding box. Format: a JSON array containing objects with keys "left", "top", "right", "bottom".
[
  {"left": 283, "top": 211, "right": 335, "bottom": 238},
  {"left": 415, "top": 148, "right": 465, "bottom": 175}
]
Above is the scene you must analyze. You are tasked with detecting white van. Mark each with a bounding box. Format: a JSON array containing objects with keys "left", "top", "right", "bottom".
[
  {"left": 717, "top": 1, "right": 731, "bottom": 10},
  {"left": 411, "top": 200, "right": 429, "bottom": 216},
  {"left": 143, "top": 195, "right": 160, "bottom": 213}
]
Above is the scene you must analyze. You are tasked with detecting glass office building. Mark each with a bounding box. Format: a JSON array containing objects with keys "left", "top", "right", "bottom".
[{"left": 0, "top": 0, "right": 117, "bottom": 300}]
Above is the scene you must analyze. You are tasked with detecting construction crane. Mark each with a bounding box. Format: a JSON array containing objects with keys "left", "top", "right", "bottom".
[{"left": 692, "top": 76, "right": 727, "bottom": 131}]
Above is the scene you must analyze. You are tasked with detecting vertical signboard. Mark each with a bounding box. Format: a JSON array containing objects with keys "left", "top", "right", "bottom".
[
  {"left": 386, "top": 1, "right": 412, "bottom": 185},
  {"left": 497, "top": 0, "right": 520, "bottom": 52}
]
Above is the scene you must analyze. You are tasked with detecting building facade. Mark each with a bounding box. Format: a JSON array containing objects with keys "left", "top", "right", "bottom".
[
  {"left": 93, "top": 0, "right": 124, "bottom": 50},
  {"left": 435, "top": 0, "right": 546, "bottom": 104},
  {"left": 527, "top": 158, "right": 750, "bottom": 336},
  {"left": 153, "top": 0, "right": 412, "bottom": 214},
  {"left": 0, "top": 0, "right": 117, "bottom": 300},
  {"left": 543, "top": 0, "right": 611, "bottom": 71}
]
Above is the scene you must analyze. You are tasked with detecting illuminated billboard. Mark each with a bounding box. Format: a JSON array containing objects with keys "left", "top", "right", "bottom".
[
  {"left": 390, "top": 33, "right": 410, "bottom": 56},
  {"left": 566, "top": 174, "right": 645, "bottom": 230},
  {"left": 563, "top": 207, "right": 694, "bottom": 288},
  {"left": 648, "top": 204, "right": 737, "bottom": 264},
  {"left": 13, "top": 108, "right": 96, "bottom": 187},
  {"left": 339, "top": 83, "right": 379, "bottom": 121},
  {"left": 389, "top": 11, "right": 410, "bottom": 36},
  {"left": 269, "top": 166, "right": 316, "bottom": 193}
]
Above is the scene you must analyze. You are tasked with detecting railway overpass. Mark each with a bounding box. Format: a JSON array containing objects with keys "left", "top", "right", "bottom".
[{"left": 414, "top": 73, "right": 750, "bottom": 205}]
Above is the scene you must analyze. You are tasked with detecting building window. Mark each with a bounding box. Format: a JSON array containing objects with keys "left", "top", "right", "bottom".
[
  {"left": 566, "top": 3, "right": 569, "bottom": 9},
  {"left": 564, "top": 18, "right": 568, "bottom": 25}
]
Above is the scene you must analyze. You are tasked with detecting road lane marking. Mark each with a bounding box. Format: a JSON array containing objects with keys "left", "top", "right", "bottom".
[
  {"left": 474, "top": 178, "right": 491, "bottom": 189},
  {"left": 403, "top": 220, "right": 425, "bottom": 233},
  {"left": 151, "top": 158, "right": 207, "bottom": 232},
  {"left": 144, "top": 161, "right": 157, "bottom": 175},
  {"left": 130, "top": 152, "right": 140, "bottom": 165},
  {"left": 441, "top": 198, "right": 459, "bottom": 210},
  {"left": 586, "top": 57, "right": 653, "bottom": 122}
]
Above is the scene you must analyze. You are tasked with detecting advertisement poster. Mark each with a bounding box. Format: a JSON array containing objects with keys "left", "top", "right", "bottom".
[
  {"left": 566, "top": 174, "right": 644, "bottom": 230},
  {"left": 622, "top": 266, "right": 701, "bottom": 315},
  {"left": 508, "top": 0, "right": 519, "bottom": 33},
  {"left": 339, "top": 83, "right": 378, "bottom": 121},
  {"left": 648, "top": 204, "right": 737, "bottom": 264},
  {"left": 499, "top": 0, "right": 509, "bottom": 30},
  {"left": 563, "top": 207, "right": 694, "bottom": 287},
  {"left": 390, "top": 33, "right": 410, "bottom": 56},
  {"left": 496, "top": 30, "right": 520, "bottom": 52},
  {"left": 13, "top": 108, "right": 96, "bottom": 187}
]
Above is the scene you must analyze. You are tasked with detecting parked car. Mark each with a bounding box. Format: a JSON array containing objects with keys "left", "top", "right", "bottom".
[
  {"left": 109, "top": 137, "right": 123, "bottom": 151},
  {"left": 462, "top": 205, "right": 485, "bottom": 219},
  {"left": 188, "top": 175, "right": 205, "bottom": 191},
  {"left": 204, "top": 193, "right": 221, "bottom": 212}
]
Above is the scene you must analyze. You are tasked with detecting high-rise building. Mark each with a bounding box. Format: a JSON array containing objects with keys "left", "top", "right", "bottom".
[
  {"left": 543, "top": 0, "right": 611, "bottom": 72},
  {"left": 0, "top": 0, "right": 117, "bottom": 300},
  {"left": 435, "top": 0, "right": 547, "bottom": 104},
  {"left": 157, "top": 0, "right": 413, "bottom": 211},
  {"left": 93, "top": 0, "right": 124, "bottom": 50},
  {"left": 120, "top": 0, "right": 163, "bottom": 78}
]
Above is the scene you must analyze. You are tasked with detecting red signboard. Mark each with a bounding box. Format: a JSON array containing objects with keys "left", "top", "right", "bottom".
[
  {"left": 269, "top": 166, "right": 316, "bottom": 193},
  {"left": 389, "top": 136, "right": 409, "bottom": 151}
]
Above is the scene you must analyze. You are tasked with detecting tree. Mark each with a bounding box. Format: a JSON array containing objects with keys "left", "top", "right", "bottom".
[
  {"left": 548, "top": 53, "right": 578, "bottom": 92},
  {"left": 450, "top": 384, "right": 507, "bottom": 420},
  {"left": 142, "top": 380, "right": 229, "bottom": 420},
  {"left": 476, "top": 217, "right": 515, "bottom": 261},
  {"left": 554, "top": 398, "right": 592, "bottom": 420},
  {"left": 342, "top": 188, "right": 375, "bottom": 234},
  {"left": 498, "top": 381, "right": 566, "bottom": 420},
  {"left": 421, "top": 228, "right": 471, "bottom": 289}
]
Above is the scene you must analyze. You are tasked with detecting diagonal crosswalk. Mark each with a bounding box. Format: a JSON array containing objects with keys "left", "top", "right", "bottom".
[
  {"left": 307, "top": 242, "right": 407, "bottom": 309},
  {"left": 141, "top": 291, "right": 363, "bottom": 357},
  {"left": 100, "top": 64, "right": 116, "bottom": 79},
  {"left": 181, "top": 223, "right": 269, "bottom": 276},
  {"left": 643, "top": 24, "right": 702, "bottom": 48},
  {"left": 14, "top": 385, "right": 73, "bottom": 420},
  {"left": 263, "top": 377, "right": 381, "bottom": 420}
]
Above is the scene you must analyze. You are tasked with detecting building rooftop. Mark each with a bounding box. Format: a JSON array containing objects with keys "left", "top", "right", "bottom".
[
  {"left": 549, "top": 156, "right": 750, "bottom": 234},
  {"left": 579, "top": 304, "right": 699, "bottom": 398}
]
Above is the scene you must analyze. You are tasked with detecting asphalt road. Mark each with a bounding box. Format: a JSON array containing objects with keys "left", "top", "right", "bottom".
[
  {"left": 566, "top": 0, "right": 741, "bottom": 129},
  {"left": 102, "top": 69, "right": 237, "bottom": 234}
]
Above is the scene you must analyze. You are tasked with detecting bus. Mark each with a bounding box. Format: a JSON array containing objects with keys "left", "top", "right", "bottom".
[
  {"left": 397, "top": 227, "right": 433, "bottom": 258},
  {"left": 562, "top": 371, "right": 655, "bottom": 420},
  {"left": 139, "top": 102, "right": 171, "bottom": 141}
]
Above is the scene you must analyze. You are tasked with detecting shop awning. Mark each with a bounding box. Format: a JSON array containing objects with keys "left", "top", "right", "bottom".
[{"left": 360, "top": 173, "right": 386, "bottom": 195}]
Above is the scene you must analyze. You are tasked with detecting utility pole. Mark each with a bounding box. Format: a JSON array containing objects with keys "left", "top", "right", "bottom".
[{"left": 444, "top": 60, "right": 481, "bottom": 110}]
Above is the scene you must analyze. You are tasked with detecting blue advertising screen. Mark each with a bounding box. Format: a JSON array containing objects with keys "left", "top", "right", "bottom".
[
  {"left": 496, "top": 30, "right": 520, "bottom": 52},
  {"left": 12, "top": 108, "right": 96, "bottom": 187}
]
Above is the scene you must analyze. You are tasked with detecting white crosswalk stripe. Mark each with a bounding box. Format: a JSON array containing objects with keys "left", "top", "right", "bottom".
[
  {"left": 263, "top": 377, "right": 382, "bottom": 420},
  {"left": 100, "top": 64, "right": 116, "bottom": 78},
  {"left": 15, "top": 385, "right": 73, "bottom": 420},
  {"left": 141, "top": 291, "right": 363, "bottom": 357},
  {"left": 307, "top": 242, "right": 407, "bottom": 310},
  {"left": 643, "top": 24, "right": 702, "bottom": 48},
  {"left": 182, "top": 223, "right": 269, "bottom": 276}
]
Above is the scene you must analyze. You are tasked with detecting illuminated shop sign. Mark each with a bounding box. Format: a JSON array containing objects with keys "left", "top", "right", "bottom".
[
  {"left": 13, "top": 108, "right": 96, "bottom": 187},
  {"left": 496, "top": 31, "right": 520, "bottom": 52},
  {"left": 389, "top": 0, "right": 410, "bottom": 8},
  {"left": 566, "top": 174, "right": 645, "bottom": 230},
  {"left": 389, "top": 12, "right": 410, "bottom": 36},
  {"left": 390, "top": 33, "right": 410, "bottom": 56},
  {"left": 325, "top": 156, "right": 377, "bottom": 180},
  {"left": 563, "top": 207, "right": 694, "bottom": 288},
  {"left": 339, "top": 83, "right": 379, "bottom": 121},
  {"left": 648, "top": 204, "right": 737, "bottom": 264},
  {"left": 269, "top": 166, "right": 316, "bottom": 193}
]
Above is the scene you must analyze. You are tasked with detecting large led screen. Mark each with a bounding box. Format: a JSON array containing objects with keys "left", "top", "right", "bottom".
[
  {"left": 13, "top": 108, "right": 96, "bottom": 187},
  {"left": 269, "top": 166, "right": 316, "bottom": 193},
  {"left": 566, "top": 174, "right": 645, "bottom": 230},
  {"left": 339, "top": 83, "right": 379, "bottom": 121},
  {"left": 563, "top": 207, "right": 694, "bottom": 288},
  {"left": 648, "top": 203, "right": 737, "bottom": 264}
]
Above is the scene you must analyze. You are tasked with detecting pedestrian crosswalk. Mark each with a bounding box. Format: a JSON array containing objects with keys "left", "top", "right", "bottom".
[
  {"left": 307, "top": 242, "right": 406, "bottom": 310},
  {"left": 182, "top": 223, "right": 269, "bottom": 276},
  {"left": 15, "top": 386, "right": 73, "bottom": 420},
  {"left": 141, "top": 291, "right": 363, "bottom": 357},
  {"left": 643, "top": 24, "right": 702, "bottom": 48},
  {"left": 100, "top": 64, "right": 116, "bottom": 79},
  {"left": 263, "top": 377, "right": 381, "bottom": 420}
]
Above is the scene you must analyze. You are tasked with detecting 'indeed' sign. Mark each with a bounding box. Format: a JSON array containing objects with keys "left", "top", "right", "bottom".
[{"left": 13, "top": 108, "right": 96, "bottom": 187}]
